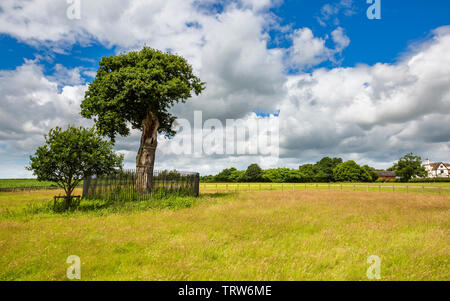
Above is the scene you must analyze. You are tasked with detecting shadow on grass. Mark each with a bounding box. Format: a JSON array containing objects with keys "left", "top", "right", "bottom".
[
  {"left": 1, "top": 192, "right": 234, "bottom": 219},
  {"left": 199, "top": 192, "right": 236, "bottom": 198}
]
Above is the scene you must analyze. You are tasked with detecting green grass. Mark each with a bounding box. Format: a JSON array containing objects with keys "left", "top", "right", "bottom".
[
  {"left": 200, "top": 182, "right": 450, "bottom": 195},
  {"left": 200, "top": 181, "right": 450, "bottom": 187},
  {"left": 0, "top": 189, "right": 448, "bottom": 280},
  {"left": 0, "top": 179, "right": 58, "bottom": 188}
]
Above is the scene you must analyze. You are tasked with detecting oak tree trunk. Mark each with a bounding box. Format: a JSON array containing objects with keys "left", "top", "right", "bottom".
[{"left": 136, "top": 111, "right": 159, "bottom": 191}]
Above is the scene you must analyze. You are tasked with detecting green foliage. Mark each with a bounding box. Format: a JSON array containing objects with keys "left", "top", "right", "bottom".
[
  {"left": 215, "top": 168, "right": 237, "bottom": 182},
  {"left": 157, "top": 170, "right": 182, "bottom": 180},
  {"left": 261, "top": 168, "right": 304, "bottom": 183},
  {"left": 391, "top": 153, "right": 427, "bottom": 182},
  {"left": 315, "top": 157, "right": 343, "bottom": 182},
  {"left": 362, "top": 165, "right": 379, "bottom": 182},
  {"left": 261, "top": 168, "right": 287, "bottom": 183},
  {"left": 283, "top": 169, "right": 305, "bottom": 183},
  {"left": 27, "top": 125, "right": 123, "bottom": 207},
  {"left": 243, "top": 164, "right": 263, "bottom": 182},
  {"left": 200, "top": 175, "right": 216, "bottom": 183},
  {"left": 81, "top": 47, "right": 205, "bottom": 141},
  {"left": 298, "top": 164, "right": 318, "bottom": 182},
  {"left": 229, "top": 170, "right": 245, "bottom": 182},
  {"left": 332, "top": 160, "right": 371, "bottom": 182},
  {"left": 201, "top": 157, "right": 382, "bottom": 183}
]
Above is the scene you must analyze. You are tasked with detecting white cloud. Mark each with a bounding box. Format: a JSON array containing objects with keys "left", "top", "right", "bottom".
[
  {"left": 288, "top": 27, "right": 350, "bottom": 69},
  {"left": 0, "top": 1, "right": 449, "bottom": 177},
  {"left": 331, "top": 27, "right": 350, "bottom": 53},
  {"left": 0, "top": 60, "right": 90, "bottom": 177},
  {"left": 316, "top": 0, "right": 357, "bottom": 27},
  {"left": 279, "top": 26, "right": 450, "bottom": 166},
  {"left": 289, "top": 28, "right": 331, "bottom": 68}
]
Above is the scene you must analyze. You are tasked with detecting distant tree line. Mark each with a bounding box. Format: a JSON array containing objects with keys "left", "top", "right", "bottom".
[
  {"left": 201, "top": 153, "right": 433, "bottom": 183},
  {"left": 201, "top": 157, "right": 380, "bottom": 183}
]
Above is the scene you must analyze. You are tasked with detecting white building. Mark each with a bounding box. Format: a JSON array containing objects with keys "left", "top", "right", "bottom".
[{"left": 423, "top": 159, "right": 450, "bottom": 178}]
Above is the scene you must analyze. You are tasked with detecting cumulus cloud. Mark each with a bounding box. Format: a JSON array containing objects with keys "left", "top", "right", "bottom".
[
  {"left": 0, "top": 1, "right": 448, "bottom": 177},
  {"left": 0, "top": 0, "right": 287, "bottom": 176},
  {"left": 278, "top": 26, "right": 450, "bottom": 168},
  {"left": 331, "top": 27, "right": 350, "bottom": 53},
  {"left": 289, "top": 28, "right": 331, "bottom": 68},
  {"left": 171, "top": 7, "right": 286, "bottom": 121},
  {"left": 288, "top": 27, "right": 350, "bottom": 69},
  {"left": 0, "top": 60, "right": 90, "bottom": 177}
]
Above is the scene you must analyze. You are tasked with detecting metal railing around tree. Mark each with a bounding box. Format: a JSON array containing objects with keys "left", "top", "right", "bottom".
[{"left": 82, "top": 170, "right": 199, "bottom": 201}]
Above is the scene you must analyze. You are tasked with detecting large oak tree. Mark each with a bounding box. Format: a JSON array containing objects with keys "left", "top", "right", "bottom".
[{"left": 81, "top": 47, "right": 205, "bottom": 190}]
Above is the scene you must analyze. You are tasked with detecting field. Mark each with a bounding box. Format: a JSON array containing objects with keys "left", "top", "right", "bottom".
[
  {"left": 0, "top": 179, "right": 58, "bottom": 188},
  {"left": 0, "top": 188, "right": 449, "bottom": 281},
  {"left": 200, "top": 182, "right": 450, "bottom": 195}
]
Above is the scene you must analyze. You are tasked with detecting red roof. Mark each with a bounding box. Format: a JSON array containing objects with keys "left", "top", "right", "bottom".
[{"left": 427, "top": 162, "right": 450, "bottom": 171}]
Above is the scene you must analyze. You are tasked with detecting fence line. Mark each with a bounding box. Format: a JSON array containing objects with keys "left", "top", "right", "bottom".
[
  {"left": 83, "top": 169, "right": 200, "bottom": 201},
  {"left": 200, "top": 183, "right": 450, "bottom": 195}
]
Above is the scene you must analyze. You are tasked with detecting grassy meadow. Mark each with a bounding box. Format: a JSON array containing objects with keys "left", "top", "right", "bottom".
[
  {"left": 0, "top": 179, "right": 60, "bottom": 189},
  {"left": 200, "top": 182, "right": 450, "bottom": 195},
  {"left": 0, "top": 188, "right": 449, "bottom": 281}
]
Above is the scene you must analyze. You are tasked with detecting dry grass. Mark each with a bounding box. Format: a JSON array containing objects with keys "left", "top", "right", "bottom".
[{"left": 0, "top": 190, "right": 449, "bottom": 280}]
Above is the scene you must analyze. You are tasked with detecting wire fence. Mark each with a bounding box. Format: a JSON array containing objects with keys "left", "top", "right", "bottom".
[
  {"left": 83, "top": 170, "right": 200, "bottom": 201},
  {"left": 200, "top": 183, "right": 450, "bottom": 195}
]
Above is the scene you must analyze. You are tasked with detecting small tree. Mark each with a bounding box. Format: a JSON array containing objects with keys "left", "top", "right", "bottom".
[
  {"left": 81, "top": 47, "right": 205, "bottom": 191},
  {"left": 391, "top": 153, "right": 427, "bottom": 182},
  {"left": 243, "top": 164, "right": 263, "bottom": 182},
  {"left": 27, "top": 126, "right": 123, "bottom": 209}
]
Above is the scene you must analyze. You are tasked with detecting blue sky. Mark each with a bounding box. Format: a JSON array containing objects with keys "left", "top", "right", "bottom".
[
  {"left": 274, "top": 0, "right": 450, "bottom": 66},
  {"left": 2, "top": 1, "right": 449, "bottom": 80},
  {"left": 0, "top": 0, "right": 449, "bottom": 177}
]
